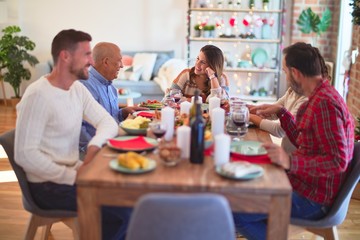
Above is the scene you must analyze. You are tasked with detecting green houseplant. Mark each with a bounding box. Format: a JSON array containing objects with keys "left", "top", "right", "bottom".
[
  {"left": 350, "top": 0, "right": 360, "bottom": 25},
  {"left": 0, "top": 25, "right": 39, "bottom": 100},
  {"left": 297, "top": 7, "right": 332, "bottom": 36}
]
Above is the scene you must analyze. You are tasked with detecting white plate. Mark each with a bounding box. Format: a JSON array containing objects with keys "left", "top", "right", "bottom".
[
  {"left": 251, "top": 48, "right": 268, "bottom": 67},
  {"left": 109, "top": 158, "right": 156, "bottom": 174},
  {"left": 107, "top": 136, "right": 158, "bottom": 152},
  {"left": 230, "top": 141, "right": 267, "bottom": 156},
  {"left": 119, "top": 122, "right": 147, "bottom": 135},
  {"left": 215, "top": 162, "right": 264, "bottom": 180}
]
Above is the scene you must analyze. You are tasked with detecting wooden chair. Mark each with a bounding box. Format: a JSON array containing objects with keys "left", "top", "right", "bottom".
[
  {"left": 125, "top": 193, "right": 236, "bottom": 240},
  {"left": 0, "top": 129, "right": 78, "bottom": 240},
  {"left": 290, "top": 142, "right": 360, "bottom": 240}
]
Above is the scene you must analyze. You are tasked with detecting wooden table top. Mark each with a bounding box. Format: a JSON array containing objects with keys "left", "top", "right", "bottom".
[{"left": 77, "top": 127, "right": 291, "bottom": 199}]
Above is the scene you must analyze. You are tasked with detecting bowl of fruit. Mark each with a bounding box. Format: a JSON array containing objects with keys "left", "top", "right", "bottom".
[
  {"left": 118, "top": 88, "right": 130, "bottom": 95},
  {"left": 120, "top": 116, "right": 151, "bottom": 135},
  {"left": 158, "top": 143, "right": 181, "bottom": 167}
]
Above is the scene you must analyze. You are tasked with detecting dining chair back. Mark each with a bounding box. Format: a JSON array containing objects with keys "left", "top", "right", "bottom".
[
  {"left": 0, "top": 129, "right": 78, "bottom": 240},
  {"left": 290, "top": 142, "right": 360, "bottom": 240},
  {"left": 125, "top": 193, "right": 236, "bottom": 240}
]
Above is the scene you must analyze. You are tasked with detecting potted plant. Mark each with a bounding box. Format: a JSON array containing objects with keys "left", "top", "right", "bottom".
[
  {"left": 194, "top": 24, "right": 202, "bottom": 37},
  {"left": 296, "top": 7, "right": 332, "bottom": 46},
  {"left": 203, "top": 25, "right": 215, "bottom": 38},
  {"left": 350, "top": 0, "right": 360, "bottom": 25},
  {"left": 0, "top": 25, "right": 39, "bottom": 106}
]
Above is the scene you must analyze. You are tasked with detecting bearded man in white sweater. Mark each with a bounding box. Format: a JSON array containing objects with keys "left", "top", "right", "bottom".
[{"left": 14, "top": 29, "right": 131, "bottom": 240}]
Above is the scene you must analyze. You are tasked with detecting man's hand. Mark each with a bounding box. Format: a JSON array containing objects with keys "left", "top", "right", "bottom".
[
  {"left": 82, "top": 145, "right": 101, "bottom": 165},
  {"left": 251, "top": 104, "right": 283, "bottom": 118},
  {"left": 122, "top": 106, "right": 149, "bottom": 119},
  {"left": 262, "top": 143, "right": 291, "bottom": 170}
]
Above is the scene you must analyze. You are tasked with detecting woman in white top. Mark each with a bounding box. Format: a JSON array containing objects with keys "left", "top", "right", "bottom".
[{"left": 249, "top": 87, "right": 308, "bottom": 153}]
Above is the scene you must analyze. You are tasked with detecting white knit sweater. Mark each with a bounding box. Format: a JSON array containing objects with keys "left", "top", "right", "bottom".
[
  {"left": 15, "top": 77, "right": 118, "bottom": 185},
  {"left": 259, "top": 88, "right": 308, "bottom": 153}
]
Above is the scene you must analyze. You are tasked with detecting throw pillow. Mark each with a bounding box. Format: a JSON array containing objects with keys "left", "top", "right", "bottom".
[
  {"left": 118, "top": 65, "right": 144, "bottom": 81},
  {"left": 132, "top": 53, "right": 157, "bottom": 81},
  {"left": 122, "top": 55, "right": 133, "bottom": 66},
  {"left": 154, "top": 58, "right": 187, "bottom": 92}
]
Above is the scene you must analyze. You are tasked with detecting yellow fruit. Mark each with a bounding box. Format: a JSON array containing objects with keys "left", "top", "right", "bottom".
[
  {"left": 127, "top": 152, "right": 149, "bottom": 169},
  {"left": 117, "top": 153, "right": 140, "bottom": 170},
  {"left": 117, "top": 152, "right": 149, "bottom": 170}
]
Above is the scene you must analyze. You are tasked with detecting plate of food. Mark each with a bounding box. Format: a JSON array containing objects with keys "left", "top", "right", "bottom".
[
  {"left": 107, "top": 136, "right": 158, "bottom": 152},
  {"left": 138, "top": 100, "right": 164, "bottom": 110},
  {"left": 215, "top": 162, "right": 264, "bottom": 180},
  {"left": 120, "top": 116, "right": 151, "bottom": 135},
  {"left": 109, "top": 152, "right": 156, "bottom": 174},
  {"left": 132, "top": 110, "right": 156, "bottom": 119},
  {"left": 230, "top": 141, "right": 267, "bottom": 156}
]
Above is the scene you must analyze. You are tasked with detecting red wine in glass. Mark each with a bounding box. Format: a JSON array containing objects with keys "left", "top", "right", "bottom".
[
  {"left": 174, "top": 96, "right": 181, "bottom": 103},
  {"left": 153, "top": 128, "right": 166, "bottom": 138},
  {"left": 232, "top": 120, "right": 246, "bottom": 127}
]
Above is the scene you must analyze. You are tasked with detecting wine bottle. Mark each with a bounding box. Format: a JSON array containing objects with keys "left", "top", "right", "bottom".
[
  {"left": 189, "top": 91, "right": 199, "bottom": 120},
  {"left": 190, "top": 92, "right": 205, "bottom": 164}
]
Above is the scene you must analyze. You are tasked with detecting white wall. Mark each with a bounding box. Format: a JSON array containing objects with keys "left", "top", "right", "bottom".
[{"left": 1, "top": 0, "right": 188, "bottom": 98}]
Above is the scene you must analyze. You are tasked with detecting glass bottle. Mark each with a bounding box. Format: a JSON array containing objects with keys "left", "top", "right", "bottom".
[{"left": 190, "top": 91, "right": 205, "bottom": 164}]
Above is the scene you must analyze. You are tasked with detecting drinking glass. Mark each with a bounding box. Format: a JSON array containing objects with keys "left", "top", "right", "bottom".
[
  {"left": 169, "top": 89, "right": 183, "bottom": 103},
  {"left": 227, "top": 103, "right": 249, "bottom": 141},
  {"left": 162, "top": 96, "right": 176, "bottom": 108},
  {"left": 149, "top": 121, "right": 167, "bottom": 150}
]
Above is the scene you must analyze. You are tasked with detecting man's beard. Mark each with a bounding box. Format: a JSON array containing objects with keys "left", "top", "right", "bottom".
[
  {"left": 70, "top": 64, "right": 89, "bottom": 80},
  {"left": 288, "top": 72, "right": 304, "bottom": 95}
]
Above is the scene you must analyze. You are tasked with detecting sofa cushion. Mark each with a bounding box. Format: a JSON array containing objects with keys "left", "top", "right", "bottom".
[
  {"left": 118, "top": 65, "right": 144, "bottom": 81},
  {"left": 122, "top": 51, "right": 175, "bottom": 80},
  {"left": 132, "top": 53, "right": 157, "bottom": 81}
]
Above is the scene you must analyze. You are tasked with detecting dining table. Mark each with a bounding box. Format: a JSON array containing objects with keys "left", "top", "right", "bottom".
[{"left": 76, "top": 127, "right": 292, "bottom": 240}]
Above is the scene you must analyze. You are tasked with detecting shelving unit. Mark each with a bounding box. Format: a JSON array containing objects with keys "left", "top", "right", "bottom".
[{"left": 187, "top": 0, "right": 287, "bottom": 102}]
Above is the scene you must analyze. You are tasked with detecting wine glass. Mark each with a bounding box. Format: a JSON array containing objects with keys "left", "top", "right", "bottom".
[
  {"left": 149, "top": 121, "right": 167, "bottom": 151},
  {"left": 162, "top": 96, "right": 176, "bottom": 108},
  {"left": 169, "top": 89, "right": 183, "bottom": 103},
  {"left": 229, "top": 103, "right": 249, "bottom": 141}
]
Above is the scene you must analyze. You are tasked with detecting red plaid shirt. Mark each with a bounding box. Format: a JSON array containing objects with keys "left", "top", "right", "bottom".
[{"left": 278, "top": 80, "right": 354, "bottom": 206}]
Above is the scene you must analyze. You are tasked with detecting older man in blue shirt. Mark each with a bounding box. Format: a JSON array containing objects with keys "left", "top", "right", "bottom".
[{"left": 79, "top": 42, "right": 146, "bottom": 153}]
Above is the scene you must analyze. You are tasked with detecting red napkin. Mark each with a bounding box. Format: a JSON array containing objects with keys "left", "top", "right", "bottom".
[
  {"left": 108, "top": 137, "right": 154, "bottom": 150},
  {"left": 204, "top": 145, "right": 214, "bottom": 156},
  {"left": 204, "top": 145, "right": 271, "bottom": 164},
  {"left": 137, "top": 112, "right": 155, "bottom": 118},
  {"left": 231, "top": 153, "right": 271, "bottom": 164}
]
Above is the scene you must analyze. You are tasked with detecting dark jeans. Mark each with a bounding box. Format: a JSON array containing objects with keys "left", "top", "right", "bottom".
[
  {"left": 233, "top": 191, "right": 329, "bottom": 240},
  {"left": 29, "top": 182, "right": 132, "bottom": 240}
]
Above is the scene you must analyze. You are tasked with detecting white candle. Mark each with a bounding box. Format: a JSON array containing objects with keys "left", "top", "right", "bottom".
[
  {"left": 211, "top": 107, "right": 225, "bottom": 137},
  {"left": 161, "top": 107, "right": 175, "bottom": 141},
  {"left": 208, "top": 96, "right": 220, "bottom": 117},
  {"left": 191, "top": 96, "right": 203, "bottom": 104},
  {"left": 214, "top": 133, "right": 231, "bottom": 166},
  {"left": 180, "top": 101, "right": 191, "bottom": 115},
  {"left": 176, "top": 126, "right": 191, "bottom": 159}
]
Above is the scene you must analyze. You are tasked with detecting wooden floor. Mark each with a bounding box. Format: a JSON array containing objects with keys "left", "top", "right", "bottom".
[{"left": 0, "top": 102, "right": 359, "bottom": 240}]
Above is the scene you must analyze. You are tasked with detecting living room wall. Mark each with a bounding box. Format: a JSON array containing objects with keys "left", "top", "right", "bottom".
[{"left": 0, "top": 0, "right": 188, "bottom": 98}]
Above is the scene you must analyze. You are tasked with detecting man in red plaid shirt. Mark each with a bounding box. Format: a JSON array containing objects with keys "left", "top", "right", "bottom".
[{"left": 234, "top": 42, "right": 355, "bottom": 240}]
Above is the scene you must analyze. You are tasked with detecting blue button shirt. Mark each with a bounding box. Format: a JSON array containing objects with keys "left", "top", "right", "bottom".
[{"left": 79, "top": 67, "right": 123, "bottom": 151}]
